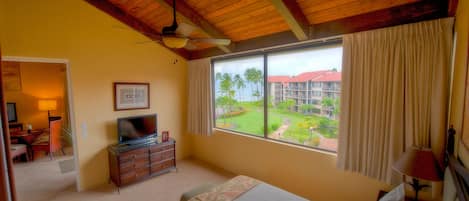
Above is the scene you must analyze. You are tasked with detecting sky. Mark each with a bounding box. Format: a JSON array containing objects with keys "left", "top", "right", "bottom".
[{"left": 213, "top": 44, "right": 343, "bottom": 77}]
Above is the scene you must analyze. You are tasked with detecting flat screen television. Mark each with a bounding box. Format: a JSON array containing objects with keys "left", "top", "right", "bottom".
[
  {"left": 117, "top": 114, "right": 157, "bottom": 145},
  {"left": 6, "top": 102, "right": 17, "bottom": 123}
]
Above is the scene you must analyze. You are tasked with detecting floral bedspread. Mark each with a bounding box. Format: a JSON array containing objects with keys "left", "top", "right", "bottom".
[{"left": 188, "top": 175, "right": 261, "bottom": 201}]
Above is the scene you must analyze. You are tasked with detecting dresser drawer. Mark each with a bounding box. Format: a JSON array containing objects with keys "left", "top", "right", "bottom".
[
  {"left": 150, "top": 149, "right": 174, "bottom": 161},
  {"left": 150, "top": 159, "right": 175, "bottom": 173},
  {"left": 120, "top": 167, "right": 150, "bottom": 185},
  {"left": 120, "top": 148, "right": 149, "bottom": 162},
  {"left": 150, "top": 144, "right": 174, "bottom": 153},
  {"left": 120, "top": 158, "right": 150, "bottom": 173}
]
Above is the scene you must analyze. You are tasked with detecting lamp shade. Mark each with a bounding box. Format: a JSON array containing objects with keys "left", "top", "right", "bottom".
[
  {"left": 162, "top": 36, "right": 188, "bottom": 48},
  {"left": 392, "top": 147, "right": 443, "bottom": 181},
  {"left": 38, "top": 100, "right": 57, "bottom": 111}
]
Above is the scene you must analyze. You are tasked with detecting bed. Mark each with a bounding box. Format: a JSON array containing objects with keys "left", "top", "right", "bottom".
[{"left": 181, "top": 175, "right": 308, "bottom": 201}]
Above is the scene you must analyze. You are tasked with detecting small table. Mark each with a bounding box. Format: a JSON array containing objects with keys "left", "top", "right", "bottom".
[
  {"left": 10, "top": 129, "right": 46, "bottom": 159},
  {"left": 10, "top": 129, "right": 45, "bottom": 144}
]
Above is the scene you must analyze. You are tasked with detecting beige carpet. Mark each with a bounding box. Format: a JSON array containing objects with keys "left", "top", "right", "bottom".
[
  {"left": 14, "top": 158, "right": 233, "bottom": 201},
  {"left": 14, "top": 154, "right": 76, "bottom": 201}
]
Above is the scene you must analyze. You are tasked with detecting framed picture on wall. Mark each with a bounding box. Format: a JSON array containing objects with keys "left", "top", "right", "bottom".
[
  {"left": 2, "top": 61, "right": 22, "bottom": 91},
  {"left": 113, "top": 82, "right": 150, "bottom": 111}
]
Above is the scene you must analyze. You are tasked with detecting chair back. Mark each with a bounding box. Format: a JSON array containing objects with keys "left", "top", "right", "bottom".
[{"left": 49, "top": 120, "right": 62, "bottom": 152}]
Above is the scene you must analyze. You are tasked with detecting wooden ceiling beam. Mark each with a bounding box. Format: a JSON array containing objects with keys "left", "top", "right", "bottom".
[
  {"left": 311, "top": 0, "right": 445, "bottom": 39},
  {"left": 190, "top": 0, "right": 446, "bottom": 60},
  {"left": 154, "top": 0, "right": 234, "bottom": 53},
  {"left": 270, "top": 0, "right": 309, "bottom": 41},
  {"left": 84, "top": 0, "right": 190, "bottom": 59}
]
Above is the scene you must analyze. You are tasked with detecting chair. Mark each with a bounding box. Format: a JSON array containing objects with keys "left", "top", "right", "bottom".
[
  {"left": 10, "top": 144, "right": 29, "bottom": 161},
  {"left": 31, "top": 120, "right": 64, "bottom": 160}
]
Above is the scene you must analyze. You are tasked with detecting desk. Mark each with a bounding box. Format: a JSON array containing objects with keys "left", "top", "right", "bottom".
[{"left": 10, "top": 129, "right": 45, "bottom": 145}]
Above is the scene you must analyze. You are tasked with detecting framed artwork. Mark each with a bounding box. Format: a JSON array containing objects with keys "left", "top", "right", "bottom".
[
  {"left": 2, "top": 61, "right": 22, "bottom": 91},
  {"left": 113, "top": 82, "right": 150, "bottom": 111},
  {"left": 162, "top": 131, "right": 169, "bottom": 142}
]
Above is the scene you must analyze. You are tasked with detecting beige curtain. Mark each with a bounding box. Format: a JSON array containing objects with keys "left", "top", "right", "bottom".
[
  {"left": 337, "top": 18, "right": 454, "bottom": 183},
  {"left": 187, "top": 58, "right": 213, "bottom": 136}
]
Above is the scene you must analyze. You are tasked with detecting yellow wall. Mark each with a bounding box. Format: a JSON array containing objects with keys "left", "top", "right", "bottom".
[
  {"left": 191, "top": 131, "right": 389, "bottom": 201},
  {"left": 0, "top": 0, "right": 190, "bottom": 190},
  {"left": 3, "top": 61, "right": 66, "bottom": 129},
  {"left": 449, "top": 0, "right": 469, "bottom": 164}
]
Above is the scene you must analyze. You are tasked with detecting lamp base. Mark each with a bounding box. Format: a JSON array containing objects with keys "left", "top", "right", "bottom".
[{"left": 407, "top": 178, "right": 429, "bottom": 201}]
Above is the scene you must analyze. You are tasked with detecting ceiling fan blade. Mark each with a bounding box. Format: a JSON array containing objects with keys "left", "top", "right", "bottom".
[
  {"left": 191, "top": 38, "right": 231, "bottom": 46},
  {"left": 184, "top": 41, "right": 199, "bottom": 50},
  {"left": 176, "top": 22, "right": 196, "bottom": 37}
]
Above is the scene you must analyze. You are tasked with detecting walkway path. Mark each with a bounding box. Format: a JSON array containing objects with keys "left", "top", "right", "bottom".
[{"left": 269, "top": 118, "right": 290, "bottom": 139}]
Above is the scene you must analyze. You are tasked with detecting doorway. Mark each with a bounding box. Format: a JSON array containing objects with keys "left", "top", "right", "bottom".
[{"left": 0, "top": 57, "right": 79, "bottom": 201}]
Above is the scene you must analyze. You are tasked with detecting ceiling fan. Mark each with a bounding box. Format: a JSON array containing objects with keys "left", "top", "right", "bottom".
[{"left": 149, "top": 0, "right": 231, "bottom": 49}]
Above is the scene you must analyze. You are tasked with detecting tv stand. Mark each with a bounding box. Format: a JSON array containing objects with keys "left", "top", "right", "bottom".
[{"left": 108, "top": 138, "right": 176, "bottom": 189}]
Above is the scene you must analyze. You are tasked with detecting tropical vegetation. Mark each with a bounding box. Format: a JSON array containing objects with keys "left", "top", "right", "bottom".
[{"left": 214, "top": 67, "right": 339, "bottom": 148}]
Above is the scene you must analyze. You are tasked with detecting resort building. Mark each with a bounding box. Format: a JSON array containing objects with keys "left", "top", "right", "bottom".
[{"left": 268, "top": 70, "right": 341, "bottom": 118}]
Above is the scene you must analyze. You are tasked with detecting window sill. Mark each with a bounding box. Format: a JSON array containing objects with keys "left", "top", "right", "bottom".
[{"left": 212, "top": 128, "right": 337, "bottom": 157}]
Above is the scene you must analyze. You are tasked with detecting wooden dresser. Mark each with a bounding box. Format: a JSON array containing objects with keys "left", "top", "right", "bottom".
[{"left": 108, "top": 139, "right": 176, "bottom": 188}]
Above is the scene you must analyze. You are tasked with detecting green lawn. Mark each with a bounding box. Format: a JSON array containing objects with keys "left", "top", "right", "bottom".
[{"left": 216, "top": 102, "right": 338, "bottom": 144}]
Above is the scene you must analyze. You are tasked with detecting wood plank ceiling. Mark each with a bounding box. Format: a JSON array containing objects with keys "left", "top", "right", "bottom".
[{"left": 85, "top": 0, "right": 455, "bottom": 59}]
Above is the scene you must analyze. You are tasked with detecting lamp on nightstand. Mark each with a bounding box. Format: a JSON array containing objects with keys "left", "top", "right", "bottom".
[
  {"left": 392, "top": 147, "right": 443, "bottom": 201},
  {"left": 38, "top": 99, "right": 57, "bottom": 122}
]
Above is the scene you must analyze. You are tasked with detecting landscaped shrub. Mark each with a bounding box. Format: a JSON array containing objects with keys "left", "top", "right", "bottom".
[
  {"left": 318, "top": 118, "right": 338, "bottom": 138},
  {"left": 308, "top": 135, "right": 321, "bottom": 147},
  {"left": 311, "top": 108, "right": 321, "bottom": 114},
  {"left": 216, "top": 122, "right": 232, "bottom": 129},
  {"left": 271, "top": 123, "right": 280, "bottom": 131},
  {"left": 222, "top": 108, "right": 246, "bottom": 118}
]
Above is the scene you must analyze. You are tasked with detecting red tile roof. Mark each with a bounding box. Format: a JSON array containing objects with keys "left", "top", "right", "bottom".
[
  {"left": 268, "top": 76, "right": 291, "bottom": 83},
  {"left": 313, "top": 72, "right": 341, "bottom": 82},
  {"left": 268, "top": 70, "right": 341, "bottom": 83},
  {"left": 288, "top": 70, "right": 329, "bottom": 82}
]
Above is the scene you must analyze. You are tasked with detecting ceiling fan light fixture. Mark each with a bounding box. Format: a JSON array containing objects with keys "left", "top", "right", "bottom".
[{"left": 162, "top": 36, "right": 188, "bottom": 48}]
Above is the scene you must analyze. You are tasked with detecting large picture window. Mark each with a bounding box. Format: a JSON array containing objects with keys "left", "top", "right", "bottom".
[{"left": 213, "top": 43, "right": 342, "bottom": 152}]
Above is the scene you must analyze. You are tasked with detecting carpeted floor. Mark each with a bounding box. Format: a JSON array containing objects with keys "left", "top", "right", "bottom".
[
  {"left": 14, "top": 157, "right": 233, "bottom": 201},
  {"left": 14, "top": 154, "right": 77, "bottom": 201}
]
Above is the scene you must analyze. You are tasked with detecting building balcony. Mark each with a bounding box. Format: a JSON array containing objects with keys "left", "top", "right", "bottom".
[{"left": 322, "top": 87, "right": 341, "bottom": 92}]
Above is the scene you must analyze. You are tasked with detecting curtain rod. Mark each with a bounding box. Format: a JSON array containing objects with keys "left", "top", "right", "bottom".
[{"left": 211, "top": 34, "right": 343, "bottom": 60}]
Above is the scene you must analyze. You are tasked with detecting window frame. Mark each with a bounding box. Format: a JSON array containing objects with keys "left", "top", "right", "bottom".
[{"left": 211, "top": 39, "right": 342, "bottom": 153}]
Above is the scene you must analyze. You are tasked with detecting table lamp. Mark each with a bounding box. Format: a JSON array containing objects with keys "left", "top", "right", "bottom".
[
  {"left": 38, "top": 99, "right": 57, "bottom": 121},
  {"left": 392, "top": 147, "right": 443, "bottom": 201}
]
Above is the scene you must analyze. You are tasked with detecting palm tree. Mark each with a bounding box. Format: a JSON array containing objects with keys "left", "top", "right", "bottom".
[
  {"left": 218, "top": 73, "right": 237, "bottom": 123},
  {"left": 215, "top": 72, "right": 222, "bottom": 82},
  {"left": 244, "top": 68, "right": 263, "bottom": 101},
  {"left": 233, "top": 74, "right": 245, "bottom": 101}
]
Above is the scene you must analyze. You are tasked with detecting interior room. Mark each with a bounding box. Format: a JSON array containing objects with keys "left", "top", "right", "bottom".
[
  {"left": 0, "top": 0, "right": 468, "bottom": 201},
  {"left": 1, "top": 60, "right": 76, "bottom": 201}
]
